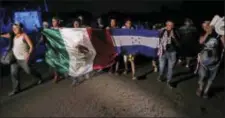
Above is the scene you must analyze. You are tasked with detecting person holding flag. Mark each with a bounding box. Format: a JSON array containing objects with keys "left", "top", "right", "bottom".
[{"left": 121, "top": 19, "right": 137, "bottom": 80}]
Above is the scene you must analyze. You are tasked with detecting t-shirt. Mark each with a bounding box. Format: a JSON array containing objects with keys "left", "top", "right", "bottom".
[{"left": 121, "top": 26, "right": 134, "bottom": 29}]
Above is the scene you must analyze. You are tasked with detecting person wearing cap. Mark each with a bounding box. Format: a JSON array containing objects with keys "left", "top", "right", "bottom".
[{"left": 1, "top": 22, "right": 43, "bottom": 96}]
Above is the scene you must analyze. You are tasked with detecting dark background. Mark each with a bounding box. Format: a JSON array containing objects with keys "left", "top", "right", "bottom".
[{"left": 1, "top": 0, "right": 224, "bottom": 27}]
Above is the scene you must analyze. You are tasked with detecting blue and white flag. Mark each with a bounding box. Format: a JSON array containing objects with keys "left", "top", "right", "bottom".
[{"left": 111, "top": 29, "right": 160, "bottom": 57}]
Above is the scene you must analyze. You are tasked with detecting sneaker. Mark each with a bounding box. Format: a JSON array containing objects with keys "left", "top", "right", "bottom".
[
  {"left": 203, "top": 93, "right": 209, "bottom": 99},
  {"left": 167, "top": 81, "right": 173, "bottom": 89},
  {"left": 97, "top": 69, "right": 102, "bottom": 73},
  {"left": 71, "top": 79, "right": 79, "bottom": 86},
  {"left": 185, "top": 64, "right": 189, "bottom": 68},
  {"left": 37, "top": 80, "right": 42, "bottom": 85},
  {"left": 32, "top": 79, "right": 42, "bottom": 85},
  {"left": 8, "top": 89, "right": 20, "bottom": 96},
  {"left": 157, "top": 75, "right": 164, "bottom": 82},
  {"left": 123, "top": 71, "right": 128, "bottom": 75},
  {"left": 196, "top": 88, "right": 202, "bottom": 97},
  {"left": 115, "top": 72, "right": 119, "bottom": 76},
  {"left": 84, "top": 74, "right": 90, "bottom": 80},
  {"left": 132, "top": 76, "right": 137, "bottom": 80},
  {"left": 178, "top": 59, "right": 182, "bottom": 64}
]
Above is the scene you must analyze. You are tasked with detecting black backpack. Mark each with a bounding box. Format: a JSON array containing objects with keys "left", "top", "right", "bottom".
[{"left": 0, "top": 32, "right": 16, "bottom": 64}]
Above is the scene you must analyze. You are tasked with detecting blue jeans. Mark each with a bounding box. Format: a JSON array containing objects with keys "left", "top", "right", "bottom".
[
  {"left": 198, "top": 65, "right": 218, "bottom": 85},
  {"left": 159, "top": 51, "right": 177, "bottom": 81}
]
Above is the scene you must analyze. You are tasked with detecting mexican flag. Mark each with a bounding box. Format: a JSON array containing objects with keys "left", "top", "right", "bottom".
[{"left": 42, "top": 28, "right": 116, "bottom": 77}]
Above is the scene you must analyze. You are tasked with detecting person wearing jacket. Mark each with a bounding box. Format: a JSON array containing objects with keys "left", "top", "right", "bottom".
[{"left": 178, "top": 18, "right": 198, "bottom": 68}]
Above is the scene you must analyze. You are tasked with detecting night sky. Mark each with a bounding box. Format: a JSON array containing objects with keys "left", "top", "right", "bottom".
[{"left": 1, "top": 0, "right": 224, "bottom": 25}]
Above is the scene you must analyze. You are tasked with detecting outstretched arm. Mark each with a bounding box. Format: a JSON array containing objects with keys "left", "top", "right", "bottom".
[{"left": 0, "top": 33, "right": 11, "bottom": 39}]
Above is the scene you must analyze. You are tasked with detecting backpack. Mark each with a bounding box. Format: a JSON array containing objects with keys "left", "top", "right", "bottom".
[{"left": 199, "top": 37, "right": 219, "bottom": 69}]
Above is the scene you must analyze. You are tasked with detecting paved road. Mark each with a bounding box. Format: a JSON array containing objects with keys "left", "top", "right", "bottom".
[{"left": 0, "top": 62, "right": 224, "bottom": 117}]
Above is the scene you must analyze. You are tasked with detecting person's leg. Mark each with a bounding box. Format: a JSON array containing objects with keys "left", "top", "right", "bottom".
[
  {"left": 203, "top": 67, "right": 219, "bottom": 98},
  {"left": 123, "top": 55, "right": 128, "bottom": 75},
  {"left": 167, "top": 51, "right": 177, "bottom": 88},
  {"left": 115, "top": 61, "right": 120, "bottom": 75},
  {"left": 185, "top": 57, "right": 191, "bottom": 68},
  {"left": 17, "top": 60, "right": 42, "bottom": 85},
  {"left": 196, "top": 65, "right": 206, "bottom": 97},
  {"left": 158, "top": 53, "right": 166, "bottom": 82},
  {"left": 108, "top": 56, "right": 118, "bottom": 74},
  {"left": 108, "top": 65, "right": 114, "bottom": 74},
  {"left": 9, "top": 63, "right": 20, "bottom": 96},
  {"left": 152, "top": 59, "right": 158, "bottom": 72},
  {"left": 52, "top": 70, "right": 59, "bottom": 83},
  {"left": 129, "top": 55, "right": 136, "bottom": 80}
]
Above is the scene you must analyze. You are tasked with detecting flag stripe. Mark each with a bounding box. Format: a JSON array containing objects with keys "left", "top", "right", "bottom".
[
  {"left": 111, "top": 29, "right": 159, "bottom": 37},
  {"left": 111, "top": 29, "right": 160, "bottom": 57},
  {"left": 59, "top": 28, "right": 96, "bottom": 77},
  {"left": 42, "top": 28, "right": 70, "bottom": 74},
  {"left": 89, "top": 29, "right": 117, "bottom": 70},
  {"left": 115, "top": 46, "right": 158, "bottom": 57}
]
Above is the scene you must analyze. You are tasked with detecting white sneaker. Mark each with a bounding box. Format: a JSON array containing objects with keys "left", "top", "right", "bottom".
[
  {"left": 185, "top": 64, "right": 189, "bottom": 68},
  {"left": 178, "top": 59, "right": 182, "bottom": 63},
  {"left": 123, "top": 71, "right": 127, "bottom": 75},
  {"left": 115, "top": 72, "right": 119, "bottom": 76},
  {"left": 84, "top": 74, "right": 90, "bottom": 80},
  {"left": 132, "top": 76, "right": 137, "bottom": 80}
]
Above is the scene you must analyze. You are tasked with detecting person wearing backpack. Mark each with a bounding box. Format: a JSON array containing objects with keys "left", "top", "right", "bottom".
[
  {"left": 178, "top": 18, "right": 199, "bottom": 68},
  {"left": 196, "top": 21, "right": 224, "bottom": 98},
  {"left": 1, "top": 22, "right": 42, "bottom": 96}
]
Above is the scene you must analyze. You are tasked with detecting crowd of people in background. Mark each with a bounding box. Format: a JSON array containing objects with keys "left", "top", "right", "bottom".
[{"left": 0, "top": 12, "right": 224, "bottom": 99}]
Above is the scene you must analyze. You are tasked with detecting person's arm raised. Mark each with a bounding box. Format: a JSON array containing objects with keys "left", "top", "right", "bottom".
[
  {"left": 199, "top": 33, "right": 209, "bottom": 44},
  {"left": 220, "top": 35, "right": 225, "bottom": 48}
]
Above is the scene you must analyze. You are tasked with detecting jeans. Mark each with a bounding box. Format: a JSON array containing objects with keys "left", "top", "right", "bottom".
[
  {"left": 198, "top": 65, "right": 219, "bottom": 93},
  {"left": 11, "top": 60, "right": 42, "bottom": 91},
  {"left": 159, "top": 51, "right": 177, "bottom": 81}
]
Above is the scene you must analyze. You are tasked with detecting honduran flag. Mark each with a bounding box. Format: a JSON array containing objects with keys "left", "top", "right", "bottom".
[
  {"left": 110, "top": 29, "right": 160, "bottom": 57},
  {"left": 42, "top": 28, "right": 116, "bottom": 77}
]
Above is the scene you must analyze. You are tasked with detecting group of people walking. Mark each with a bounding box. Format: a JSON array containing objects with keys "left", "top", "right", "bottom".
[{"left": 0, "top": 15, "right": 224, "bottom": 99}]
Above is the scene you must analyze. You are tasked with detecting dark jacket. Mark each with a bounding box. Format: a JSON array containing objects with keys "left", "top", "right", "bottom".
[
  {"left": 178, "top": 25, "right": 199, "bottom": 56},
  {"left": 159, "top": 29, "right": 180, "bottom": 52}
]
